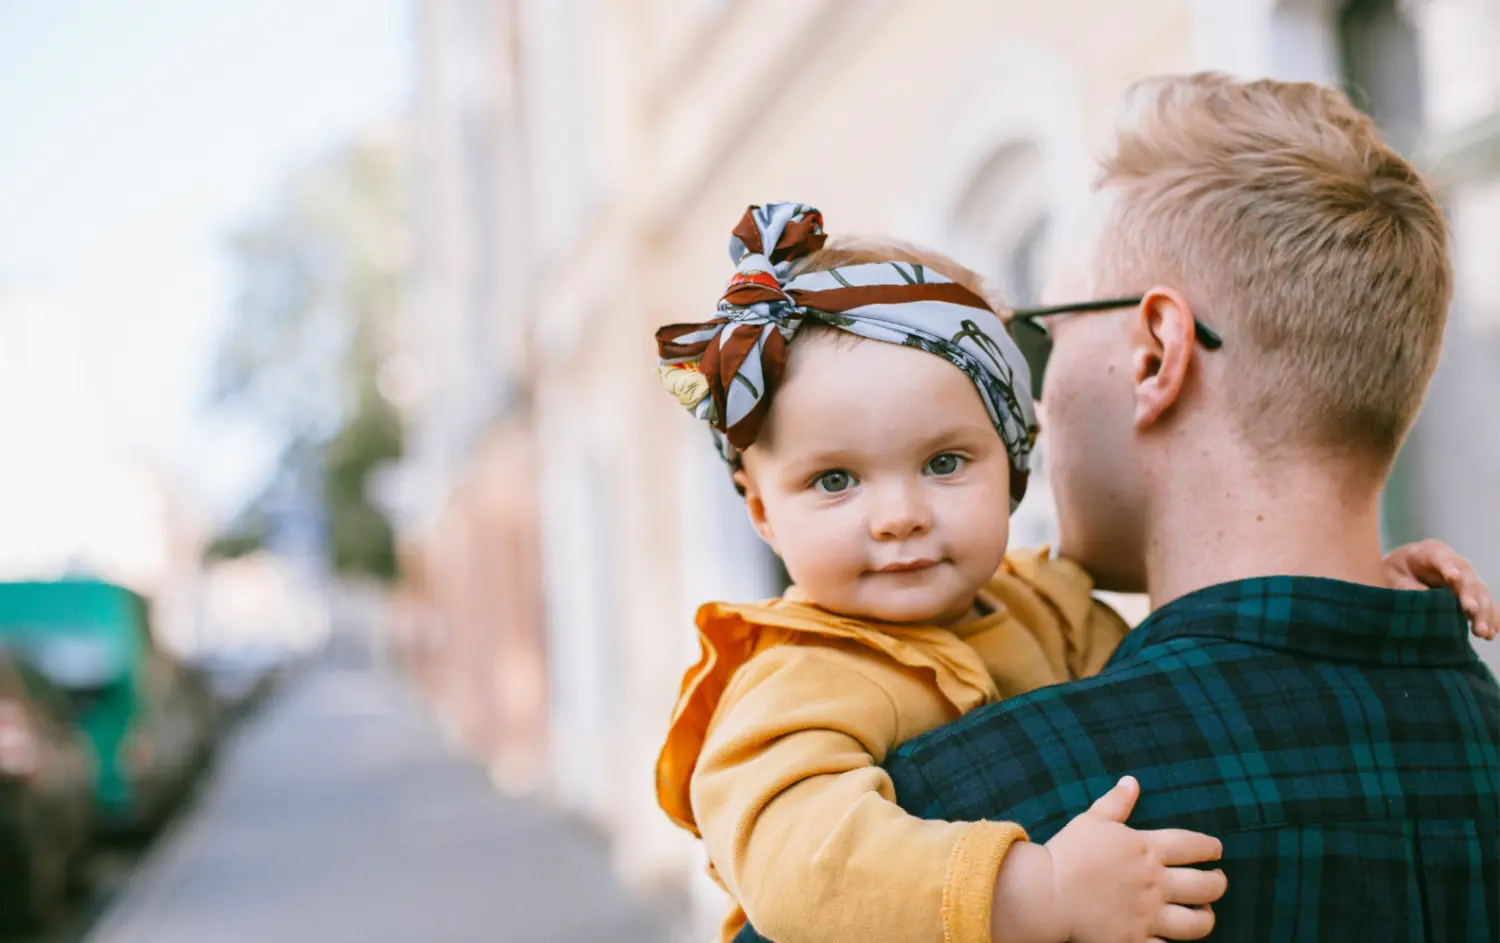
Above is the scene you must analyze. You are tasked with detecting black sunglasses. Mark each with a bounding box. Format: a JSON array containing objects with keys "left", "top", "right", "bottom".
[{"left": 1006, "top": 296, "right": 1224, "bottom": 400}]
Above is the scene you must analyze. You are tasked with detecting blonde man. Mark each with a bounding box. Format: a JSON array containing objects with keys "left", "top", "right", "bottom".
[{"left": 735, "top": 74, "right": 1500, "bottom": 943}]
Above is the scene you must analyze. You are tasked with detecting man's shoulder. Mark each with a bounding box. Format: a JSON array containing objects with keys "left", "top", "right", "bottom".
[
  {"left": 886, "top": 609, "right": 1500, "bottom": 842},
  {"left": 896, "top": 622, "right": 1224, "bottom": 744},
  {"left": 886, "top": 634, "right": 1223, "bottom": 828}
]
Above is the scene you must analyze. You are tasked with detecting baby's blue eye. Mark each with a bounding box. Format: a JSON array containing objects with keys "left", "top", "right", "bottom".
[
  {"left": 926, "top": 454, "right": 965, "bottom": 477},
  {"left": 814, "top": 470, "right": 856, "bottom": 494}
]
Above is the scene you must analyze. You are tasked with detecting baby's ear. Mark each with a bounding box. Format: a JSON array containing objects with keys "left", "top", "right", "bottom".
[{"left": 734, "top": 470, "right": 778, "bottom": 550}]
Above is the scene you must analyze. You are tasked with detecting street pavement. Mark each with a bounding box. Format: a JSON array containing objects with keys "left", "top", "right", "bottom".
[{"left": 84, "top": 664, "right": 672, "bottom": 943}]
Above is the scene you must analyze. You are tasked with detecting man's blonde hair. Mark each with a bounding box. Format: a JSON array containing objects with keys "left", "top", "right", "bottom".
[{"left": 1090, "top": 72, "right": 1452, "bottom": 464}]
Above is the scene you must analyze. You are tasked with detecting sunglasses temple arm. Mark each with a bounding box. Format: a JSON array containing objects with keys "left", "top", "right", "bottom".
[
  {"left": 1008, "top": 297, "right": 1146, "bottom": 320},
  {"left": 1011, "top": 306, "right": 1224, "bottom": 351},
  {"left": 1194, "top": 321, "right": 1224, "bottom": 349}
]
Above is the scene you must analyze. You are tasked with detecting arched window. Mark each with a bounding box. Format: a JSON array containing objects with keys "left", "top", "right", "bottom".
[
  {"left": 1005, "top": 215, "right": 1053, "bottom": 311},
  {"left": 950, "top": 141, "right": 1053, "bottom": 309},
  {"left": 904, "top": 42, "right": 1090, "bottom": 554}
]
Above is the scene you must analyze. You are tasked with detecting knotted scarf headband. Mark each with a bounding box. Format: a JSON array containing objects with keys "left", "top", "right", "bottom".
[{"left": 656, "top": 202, "right": 1038, "bottom": 508}]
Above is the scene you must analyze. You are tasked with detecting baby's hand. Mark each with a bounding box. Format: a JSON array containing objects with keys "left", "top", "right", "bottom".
[
  {"left": 992, "top": 776, "right": 1224, "bottom": 943},
  {"left": 1384, "top": 539, "right": 1497, "bottom": 640}
]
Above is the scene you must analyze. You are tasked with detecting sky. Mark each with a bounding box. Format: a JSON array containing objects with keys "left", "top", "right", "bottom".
[{"left": 0, "top": 0, "right": 412, "bottom": 523}]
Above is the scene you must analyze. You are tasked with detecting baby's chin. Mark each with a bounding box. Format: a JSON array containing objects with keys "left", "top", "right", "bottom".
[{"left": 847, "top": 587, "right": 979, "bottom": 627}]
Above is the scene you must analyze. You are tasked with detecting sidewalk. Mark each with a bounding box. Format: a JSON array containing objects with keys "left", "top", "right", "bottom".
[{"left": 86, "top": 664, "right": 671, "bottom": 943}]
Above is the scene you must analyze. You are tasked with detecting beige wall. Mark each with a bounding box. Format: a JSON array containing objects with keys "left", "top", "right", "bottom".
[
  {"left": 404, "top": 0, "right": 1200, "bottom": 931},
  {"left": 405, "top": 2, "right": 1500, "bottom": 935},
  {"left": 398, "top": 423, "right": 549, "bottom": 793},
  {"left": 516, "top": 0, "right": 1194, "bottom": 927}
]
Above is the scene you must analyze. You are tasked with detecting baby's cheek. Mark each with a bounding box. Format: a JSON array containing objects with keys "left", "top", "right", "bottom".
[
  {"left": 942, "top": 476, "right": 1009, "bottom": 539},
  {"left": 780, "top": 519, "right": 865, "bottom": 599},
  {"left": 950, "top": 504, "right": 1011, "bottom": 581}
]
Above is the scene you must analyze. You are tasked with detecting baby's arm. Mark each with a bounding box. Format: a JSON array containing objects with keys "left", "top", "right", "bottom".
[
  {"left": 990, "top": 777, "right": 1224, "bottom": 943},
  {"left": 701, "top": 643, "right": 1226, "bottom": 943},
  {"left": 694, "top": 642, "right": 1023, "bottom": 943},
  {"left": 1383, "top": 539, "right": 1497, "bottom": 639}
]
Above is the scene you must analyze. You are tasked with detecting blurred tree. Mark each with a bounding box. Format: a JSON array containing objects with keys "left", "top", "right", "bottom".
[{"left": 207, "top": 129, "right": 409, "bottom": 582}]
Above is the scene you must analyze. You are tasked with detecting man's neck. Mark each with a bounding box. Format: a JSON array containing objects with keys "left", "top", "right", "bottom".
[{"left": 1141, "top": 448, "right": 1389, "bottom": 610}]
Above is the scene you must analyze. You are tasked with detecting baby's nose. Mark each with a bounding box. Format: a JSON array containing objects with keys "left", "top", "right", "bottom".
[{"left": 868, "top": 481, "right": 932, "bottom": 540}]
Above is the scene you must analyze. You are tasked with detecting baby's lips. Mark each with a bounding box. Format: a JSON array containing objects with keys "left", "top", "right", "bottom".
[{"left": 872, "top": 558, "right": 941, "bottom": 574}]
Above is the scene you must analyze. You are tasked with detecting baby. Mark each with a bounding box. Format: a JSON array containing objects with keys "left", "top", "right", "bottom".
[{"left": 654, "top": 203, "right": 1495, "bottom": 943}]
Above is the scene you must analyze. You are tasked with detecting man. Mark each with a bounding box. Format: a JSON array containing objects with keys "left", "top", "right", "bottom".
[{"left": 738, "top": 73, "right": 1500, "bottom": 942}]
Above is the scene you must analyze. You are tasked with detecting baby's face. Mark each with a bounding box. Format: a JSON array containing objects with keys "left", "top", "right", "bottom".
[{"left": 739, "top": 335, "right": 1012, "bottom": 626}]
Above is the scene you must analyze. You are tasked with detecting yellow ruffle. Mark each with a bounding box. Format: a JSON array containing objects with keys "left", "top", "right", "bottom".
[{"left": 655, "top": 596, "right": 1000, "bottom": 836}]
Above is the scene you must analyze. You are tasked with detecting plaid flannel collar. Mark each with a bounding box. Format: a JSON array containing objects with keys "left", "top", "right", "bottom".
[{"left": 1111, "top": 576, "right": 1476, "bottom": 669}]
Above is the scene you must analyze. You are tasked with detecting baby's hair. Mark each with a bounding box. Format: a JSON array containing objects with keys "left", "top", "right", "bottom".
[
  {"left": 788, "top": 235, "right": 1009, "bottom": 315},
  {"left": 780, "top": 233, "right": 1010, "bottom": 389}
]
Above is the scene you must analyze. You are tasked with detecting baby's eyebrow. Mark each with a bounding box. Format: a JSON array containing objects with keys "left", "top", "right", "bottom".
[
  {"left": 782, "top": 447, "right": 862, "bottom": 472},
  {"left": 786, "top": 425, "right": 998, "bottom": 470},
  {"left": 907, "top": 423, "right": 1002, "bottom": 454}
]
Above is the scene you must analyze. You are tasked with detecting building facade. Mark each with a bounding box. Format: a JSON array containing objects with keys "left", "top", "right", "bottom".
[
  {"left": 388, "top": 0, "right": 550, "bottom": 794},
  {"left": 397, "top": 0, "right": 1500, "bottom": 933}
]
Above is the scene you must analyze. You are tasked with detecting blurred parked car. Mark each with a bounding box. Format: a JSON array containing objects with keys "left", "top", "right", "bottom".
[
  {"left": 190, "top": 644, "right": 290, "bottom": 722},
  {"left": 0, "top": 647, "right": 95, "bottom": 931},
  {"left": 0, "top": 580, "right": 216, "bottom": 838}
]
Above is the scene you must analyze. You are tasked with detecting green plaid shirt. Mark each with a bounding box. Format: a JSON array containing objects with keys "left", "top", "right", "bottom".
[{"left": 735, "top": 577, "right": 1500, "bottom": 942}]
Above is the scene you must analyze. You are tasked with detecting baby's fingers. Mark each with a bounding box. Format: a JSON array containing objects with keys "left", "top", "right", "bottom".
[
  {"left": 1151, "top": 903, "right": 1216, "bottom": 941},
  {"left": 1471, "top": 590, "right": 1498, "bottom": 641},
  {"left": 1163, "top": 866, "right": 1227, "bottom": 906},
  {"left": 1145, "top": 827, "right": 1223, "bottom": 866},
  {"left": 1413, "top": 551, "right": 1495, "bottom": 637},
  {"left": 1445, "top": 564, "right": 1495, "bottom": 638}
]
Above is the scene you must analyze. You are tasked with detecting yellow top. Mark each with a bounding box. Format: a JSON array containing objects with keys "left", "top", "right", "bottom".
[{"left": 656, "top": 547, "right": 1130, "bottom": 943}]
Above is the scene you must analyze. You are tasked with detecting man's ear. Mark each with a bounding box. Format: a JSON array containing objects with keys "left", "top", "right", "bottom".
[
  {"left": 733, "top": 469, "right": 778, "bottom": 551},
  {"left": 1129, "top": 286, "right": 1197, "bottom": 429}
]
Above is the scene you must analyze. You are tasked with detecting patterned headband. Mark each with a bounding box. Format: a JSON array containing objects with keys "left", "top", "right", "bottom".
[{"left": 655, "top": 202, "right": 1038, "bottom": 508}]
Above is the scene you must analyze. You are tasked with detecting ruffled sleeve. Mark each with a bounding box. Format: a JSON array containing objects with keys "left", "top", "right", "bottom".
[{"left": 656, "top": 598, "right": 999, "bottom": 835}]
